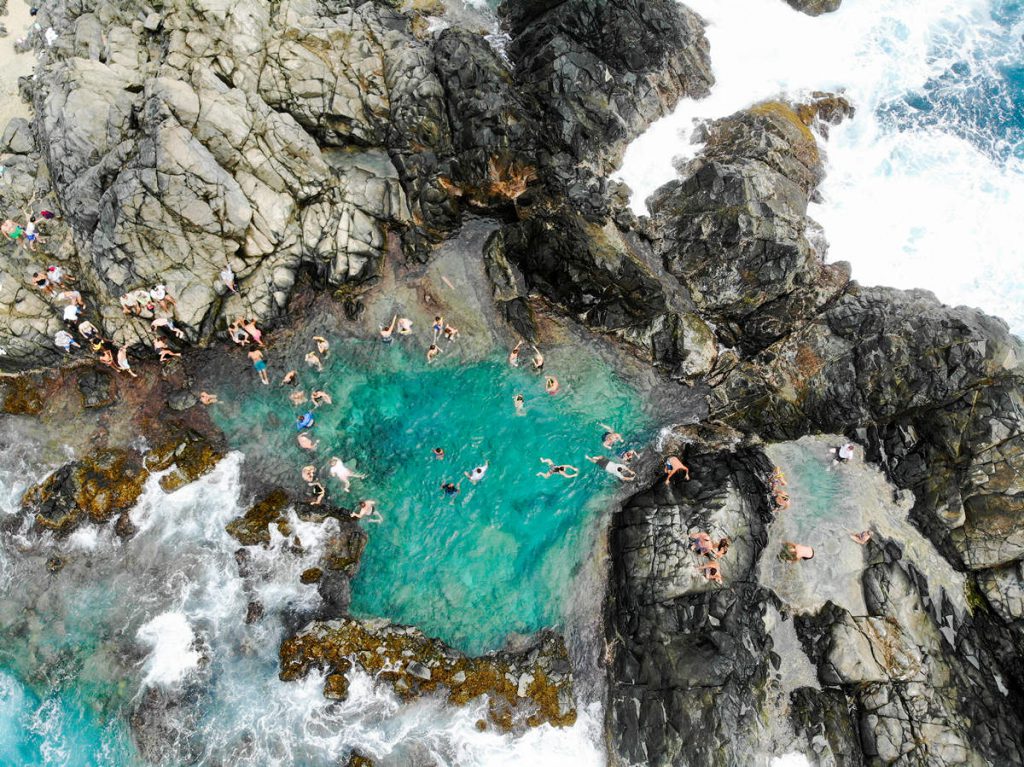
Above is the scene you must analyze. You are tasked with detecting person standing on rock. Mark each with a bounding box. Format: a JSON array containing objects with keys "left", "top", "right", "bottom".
[
  {"left": 664, "top": 456, "right": 690, "bottom": 484},
  {"left": 31, "top": 271, "right": 53, "bottom": 295},
  {"left": 46, "top": 265, "right": 74, "bottom": 286},
  {"left": 220, "top": 262, "right": 236, "bottom": 293},
  {"left": 380, "top": 315, "right": 398, "bottom": 343},
  {"left": 248, "top": 349, "right": 269, "bottom": 384},
  {"left": 2, "top": 219, "right": 25, "bottom": 247},
  {"left": 116, "top": 346, "right": 138, "bottom": 378},
  {"left": 432, "top": 316, "right": 444, "bottom": 342},
  {"left": 62, "top": 303, "right": 82, "bottom": 327}
]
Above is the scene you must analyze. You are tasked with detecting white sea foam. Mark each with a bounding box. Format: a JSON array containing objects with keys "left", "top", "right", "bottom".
[
  {"left": 136, "top": 612, "right": 201, "bottom": 688},
  {"left": 615, "top": 0, "right": 1024, "bottom": 333}
]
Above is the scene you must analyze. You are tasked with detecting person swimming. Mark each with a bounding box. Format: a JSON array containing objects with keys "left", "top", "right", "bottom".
[
  {"left": 296, "top": 411, "right": 315, "bottom": 430},
  {"left": 297, "top": 433, "right": 318, "bottom": 451},
  {"left": 508, "top": 340, "right": 522, "bottom": 367},
  {"left": 305, "top": 351, "right": 323, "bottom": 372},
  {"left": 310, "top": 390, "right": 332, "bottom": 407},
  {"left": 433, "top": 447, "right": 445, "bottom": 460},
  {"left": 352, "top": 499, "right": 383, "bottom": 523},
  {"left": 328, "top": 457, "right": 367, "bottom": 492},
  {"left": 545, "top": 376, "right": 559, "bottom": 395},
  {"left": 441, "top": 480, "right": 461, "bottom": 497},
  {"left": 282, "top": 370, "right": 298, "bottom": 386},
  {"left": 289, "top": 389, "right": 308, "bottom": 406},
  {"left": 313, "top": 335, "right": 329, "bottom": 357},
  {"left": 599, "top": 423, "right": 623, "bottom": 449},
  {"left": 464, "top": 461, "right": 489, "bottom": 483},
  {"left": 426, "top": 343, "right": 441, "bottom": 363},
  {"left": 537, "top": 458, "right": 579, "bottom": 479},
  {"left": 513, "top": 393, "right": 525, "bottom": 415},
  {"left": 620, "top": 449, "right": 638, "bottom": 463},
  {"left": 531, "top": 345, "right": 544, "bottom": 371}
]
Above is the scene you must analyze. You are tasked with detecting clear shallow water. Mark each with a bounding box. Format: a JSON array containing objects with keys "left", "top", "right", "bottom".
[
  {"left": 212, "top": 340, "right": 648, "bottom": 654},
  {"left": 0, "top": 447, "right": 614, "bottom": 766},
  {"left": 617, "top": 0, "right": 1024, "bottom": 334}
]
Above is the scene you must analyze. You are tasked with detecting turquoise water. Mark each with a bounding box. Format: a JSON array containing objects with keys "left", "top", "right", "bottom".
[{"left": 212, "top": 340, "right": 647, "bottom": 654}]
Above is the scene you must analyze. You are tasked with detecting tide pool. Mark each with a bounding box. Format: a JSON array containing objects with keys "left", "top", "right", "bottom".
[{"left": 212, "top": 339, "right": 648, "bottom": 654}]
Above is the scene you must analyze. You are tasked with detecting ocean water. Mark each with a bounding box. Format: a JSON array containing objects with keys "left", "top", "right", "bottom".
[
  {"left": 211, "top": 340, "right": 648, "bottom": 655},
  {"left": 616, "top": 0, "right": 1024, "bottom": 334}
]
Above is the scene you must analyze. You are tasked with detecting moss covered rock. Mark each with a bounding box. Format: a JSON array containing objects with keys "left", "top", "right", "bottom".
[
  {"left": 145, "top": 426, "right": 226, "bottom": 493},
  {"left": 280, "top": 619, "right": 576, "bottom": 732},
  {"left": 225, "top": 488, "right": 292, "bottom": 546},
  {"left": 21, "top": 449, "right": 148, "bottom": 536}
]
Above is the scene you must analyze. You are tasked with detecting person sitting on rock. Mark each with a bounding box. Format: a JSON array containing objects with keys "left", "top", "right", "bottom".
[
  {"left": 59, "top": 289, "right": 84, "bottom": 308},
  {"left": 240, "top": 318, "right": 263, "bottom": 347},
  {"left": 689, "top": 532, "right": 714, "bottom": 556},
  {"left": 829, "top": 443, "right": 856, "bottom": 468},
  {"left": 713, "top": 537, "right": 731, "bottom": 559},
  {"left": 537, "top": 458, "right": 580, "bottom": 479},
  {"left": 697, "top": 560, "right": 723, "bottom": 585},
  {"left": 443, "top": 323, "right": 459, "bottom": 342},
  {"left": 153, "top": 336, "right": 181, "bottom": 363},
  {"left": 199, "top": 391, "right": 219, "bottom": 405},
  {"left": 31, "top": 271, "right": 53, "bottom": 295},
  {"left": 53, "top": 329, "right": 79, "bottom": 353},
  {"left": 228, "top": 321, "right": 249, "bottom": 346},
  {"left": 150, "top": 283, "right": 176, "bottom": 312},
  {"left": 664, "top": 456, "right": 690, "bottom": 485},
  {"left": 151, "top": 317, "right": 185, "bottom": 340},
  {"left": 120, "top": 291, "right": 142, "bottom": 316},
  {"left": 46, "top": 265, "right": 74, "bottom": 285},
  {"left": 781, "top": 541, "right": 815, "bottom": 562},
  {"left": 849, "top": 530, "right": 873, "bottom": 545},
  {"left": 313, "top": 335, "right": 329, "bottom": 357},
  {"left": 76, "top": 320, "right": 99, "bottom": 342}
]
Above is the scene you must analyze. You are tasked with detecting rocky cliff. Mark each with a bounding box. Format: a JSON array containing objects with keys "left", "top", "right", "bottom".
[{"left": 2, "top": 0, "right": 1023, "bottom": 765}]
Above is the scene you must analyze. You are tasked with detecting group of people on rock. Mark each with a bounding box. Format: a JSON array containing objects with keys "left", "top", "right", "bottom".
[
  {"left": 3, "top": 208, "right": 54, "bottom": 251},
  {"left": 689, "top": 441, "right": 881, "bottom": 585}
]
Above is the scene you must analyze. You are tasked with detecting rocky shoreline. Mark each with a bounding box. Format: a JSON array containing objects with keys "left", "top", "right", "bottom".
[{"left": 3, "top": 0, "right": 1024, "bottom": 764}]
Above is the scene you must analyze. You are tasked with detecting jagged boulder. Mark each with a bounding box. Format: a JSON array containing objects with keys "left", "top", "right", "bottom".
[
  {"left": 280, "top": 619, "right": 576, "bottom": 732},
  {"left": 21, "top": 448, "right": 148, "bottom": 536}
]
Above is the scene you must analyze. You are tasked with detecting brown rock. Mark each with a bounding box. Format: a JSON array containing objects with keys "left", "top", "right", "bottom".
[
  {"left": 300, "top": 567, "right": 323, "bottom": 584},
  {"left": 225, "top": 488, "right": 291, "bottom": 546}
]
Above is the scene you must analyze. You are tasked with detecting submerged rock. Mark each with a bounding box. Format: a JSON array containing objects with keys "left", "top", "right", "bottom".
[
  {"left": 280, "top": 619, "right": 576, "bottom": 732},
  {"left": 21, "top": 448, "right": 148, "bottom": 536}
]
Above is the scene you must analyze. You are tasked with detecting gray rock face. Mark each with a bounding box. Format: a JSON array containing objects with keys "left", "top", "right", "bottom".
[
  {"left": 785, "top": 0, "right": 842, "bottom": 16},
  {"left": 502, "top": 0, "right": 713, "bottom": 170}
]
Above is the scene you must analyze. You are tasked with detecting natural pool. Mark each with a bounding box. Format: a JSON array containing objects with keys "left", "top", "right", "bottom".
[{"left": 212, "top": 339, "right": 649, "bottom": 654}]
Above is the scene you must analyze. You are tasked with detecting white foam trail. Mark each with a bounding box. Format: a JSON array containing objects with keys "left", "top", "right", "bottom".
[
  {"left": 136, "top": 612, "right": 201, "bottom": 688},
  {"left": 615, "top": 0, "right": 1024, "bottom": 333}
]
